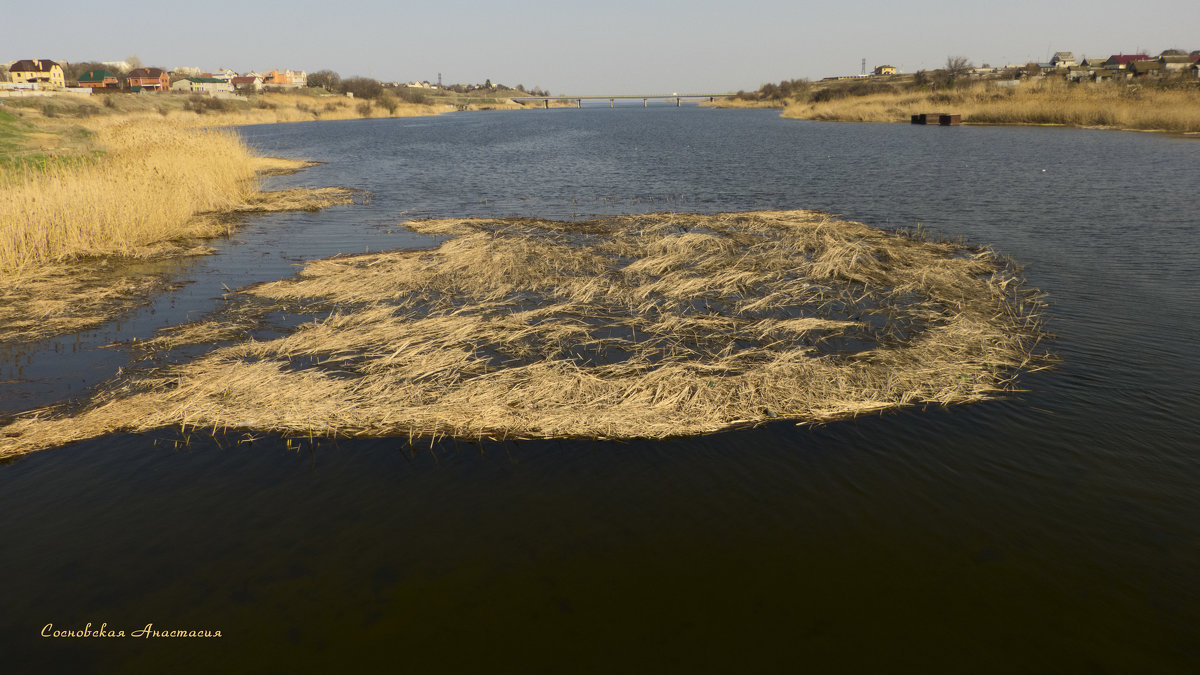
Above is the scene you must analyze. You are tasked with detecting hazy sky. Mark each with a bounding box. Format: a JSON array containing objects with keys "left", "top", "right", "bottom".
[{"left": 7, "top": 0, "right": 1197, "bottom": 93}]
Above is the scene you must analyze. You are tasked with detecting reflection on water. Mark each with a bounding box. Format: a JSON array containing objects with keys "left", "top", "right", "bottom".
[{"left": 2, "top": 108, "right": 1199, "bottom": 672}]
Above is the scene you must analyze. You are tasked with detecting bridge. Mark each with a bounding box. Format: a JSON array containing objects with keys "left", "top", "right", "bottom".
[{"left": 509, "top": 93, "right": 733, "bottom": 108}]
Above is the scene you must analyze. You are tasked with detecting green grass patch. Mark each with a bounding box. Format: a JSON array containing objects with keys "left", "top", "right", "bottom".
[{"left": 0, "top": 108, "right": 32, "bottom": 156}]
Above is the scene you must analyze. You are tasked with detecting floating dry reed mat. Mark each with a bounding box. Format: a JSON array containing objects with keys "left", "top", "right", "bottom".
[{"left": 0, "top": 210, "right": 1051, "bottom": 456}]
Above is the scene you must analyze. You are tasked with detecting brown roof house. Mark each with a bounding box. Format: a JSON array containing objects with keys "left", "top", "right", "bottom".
[
  {"left": 77, "top": 69, "right": 119, "bottom": 89},
  {"left": 231, "top": 75, "right": 263, "bottom": 92},
  {"left": 9, "top": 59, "right": 65, "bottom": 88},
  {"left": 1159, "top": 54, "right": 1194, "bottom": 72},
  {"left": 1129, "top": 60, "right": 1163, "bottom": 77},
  {"left": 126, "top": 67, "right": 169, "bottom": 91}
]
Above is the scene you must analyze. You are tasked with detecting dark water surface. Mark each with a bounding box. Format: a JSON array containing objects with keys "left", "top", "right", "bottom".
[{"left": 3, "top": 107, "right": 1199, "bottom": 673}]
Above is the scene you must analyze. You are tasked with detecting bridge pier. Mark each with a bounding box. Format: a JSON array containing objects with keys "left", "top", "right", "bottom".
[
  {"left": 610, "top": 98, "right": 614, "bottom": 108},
  {"left": 676, "top": 97, "right": 680, "bottom": 107},
  {"left": 643, "top": 98, "right": 647, "bottom": 108},
  {"left": 544, "top": 99, "right": 548, "bottom": 109}
]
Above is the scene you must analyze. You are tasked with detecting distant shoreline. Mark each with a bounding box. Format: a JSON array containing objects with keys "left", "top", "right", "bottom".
[{"left": 707, "top": 79, "right": 1200, "bottom": 135}]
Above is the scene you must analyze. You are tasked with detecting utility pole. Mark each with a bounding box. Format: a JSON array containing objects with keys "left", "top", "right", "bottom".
[
  {"left": 862, "top": 58, "right": 866, "bottom": 75},
  {"left": 438, "top": 72, "right": 442, "bottom": 89}
]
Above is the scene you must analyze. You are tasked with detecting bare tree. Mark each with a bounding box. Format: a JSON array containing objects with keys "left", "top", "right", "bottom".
[
  {"left": 307, "top": 69, "right": 341, "bottom": 92},
  {"left": 341, "top": 77, "right": 383, "bottom": 100},
  {"left": 64, "top": 61, "right": 110, "bottom": 82},
  {"left": 945, "top": 56, "right": 973, "bottom": 78}
]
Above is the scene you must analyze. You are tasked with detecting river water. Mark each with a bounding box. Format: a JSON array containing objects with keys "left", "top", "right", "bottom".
[{"left": 2, "top": 106, "right": 1198, "bottom": 673}]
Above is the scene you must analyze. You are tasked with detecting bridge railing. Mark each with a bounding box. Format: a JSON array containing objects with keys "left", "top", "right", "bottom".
[{"left": 508, "top": 93, "right": 733, "bottom": 108}]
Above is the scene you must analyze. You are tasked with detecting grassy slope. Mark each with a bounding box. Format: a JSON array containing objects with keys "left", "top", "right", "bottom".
[{"left": 0, "top": 108, "right": 23, "bottom": 154}]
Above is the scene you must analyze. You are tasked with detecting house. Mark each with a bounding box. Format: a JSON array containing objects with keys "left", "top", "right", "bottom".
[
  {"left": 1080, "top": 57, "right": 1109, "bottom": 68},
  {"left": 8, "top": 59, "right": 65, "bottom": 88},
  {"left": 1104, "top": 54, "right": 1151, "bottom": 69},
  {"left": 76, "top": 69, "right": 118, "bottom": 89},
  {"left": 170, "top": 77, "right": 235, "bottom": 95},
  {"left": 231, "top": 75, "right": 263, "bottom": 92},
  {"left": 262, "top": 69, "right": 307, "bottom": 88},
  {"left": 873, "top": 65, "right": 897, "bottom": 76},
  {"left": 1129, "top": 60, "right": 1163, "bottom": 77},
  {"left": 1066, "top": 66, "right": 1092, "bottom": 82},
  {"left": 1159, "top": 54, "right": 1193, "bottom": 72},
  {"left": 126, "top": 67, "right": 170, "bottom": 91},
  {"left": 1051, "top": 52, "right": 1076, "bottom": 67},
  {"left": 211, "top": 67, "right": 238, "bottom": 82}
]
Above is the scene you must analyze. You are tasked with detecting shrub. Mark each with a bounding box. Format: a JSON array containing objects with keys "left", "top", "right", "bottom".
[
  {"left": 341, "top": 77, "right": 383, "bottom": 100},
  {"left": 378, "top": 93, "right": 399, "bottom": 114},
  {"left": 182, "top": 94, "right": 230, "bottom": 114},
  {"left": 397, "top": 88, "right": 428, "bottom": 105}
]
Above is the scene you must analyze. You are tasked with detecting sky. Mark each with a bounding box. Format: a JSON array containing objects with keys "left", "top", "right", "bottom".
[{"left": 6, "top": 0, "right": 1197, "bottom": 94}]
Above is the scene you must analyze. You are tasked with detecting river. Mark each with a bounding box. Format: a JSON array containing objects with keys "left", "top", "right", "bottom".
[{"left": 2, "top": 105, "right": 1198, "bottom": 672}]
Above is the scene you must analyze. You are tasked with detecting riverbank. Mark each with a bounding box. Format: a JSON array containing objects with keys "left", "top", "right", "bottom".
[
  {"left": 776, "top": 79, "right": 1200, "bottom": 133},
  {"left": 0, "top": 105, "right": 365, "bottom": 343},
  {"left": 0, "top": 89, "right": 455, "bottom": 130}
]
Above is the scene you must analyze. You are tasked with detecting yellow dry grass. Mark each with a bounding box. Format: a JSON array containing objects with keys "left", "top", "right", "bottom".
[
  {"left": 0, "top": 116, "right": 361, "bottom": 343},
  {"left": 0, "top": 210, "right": 1051, "bottom": 457},
  {"left": 166, "top": 92, "right": 455, "bottom": 127},
  {"left": 0, "top": 119, "right": 258, "bottom": 274},
  {"left": 782, "top": 79, "right": 1200, "bottom": 132}
]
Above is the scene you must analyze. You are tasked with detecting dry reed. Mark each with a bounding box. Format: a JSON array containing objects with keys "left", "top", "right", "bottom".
[
  {"left": 0, "top": 210, "right": 1052, "bottom": 457},
  {"left": 781, "top": 79, "right": 1200, "bottom": 133},
  {"left": 0, "top": 117, "right": 361, "bottom": 343},
  {"left": 0, "top": 119, "right": 258, "bottom": 274}
]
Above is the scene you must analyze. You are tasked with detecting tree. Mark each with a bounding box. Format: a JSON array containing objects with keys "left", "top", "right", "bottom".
[
  {"left": 63, "top": 61, "right": 109, "bottom": 83},
  {"left": 125, "top": 55, "right": 143, "bottom": 70},
  {"left": 340, "top": 77, "right": 383, "bottom": 100},
  {"left": 308, "top": 69, "right": 341, "bottom": 92},
  {"left": 378, "top": 92, "right": 399, "bottom": 114},
  {"left": 945, "top": 56, "right": 973, "bottom": 78}
]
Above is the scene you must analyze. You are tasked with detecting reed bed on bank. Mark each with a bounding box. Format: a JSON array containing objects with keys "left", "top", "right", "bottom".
[
  {"left": 0, "top": 184, "right": 357, "bottom": 344},
  {"left": 164, "top": 93, "right": 455, "bottom": 127},
  {"left": 0, "top": 210, "right": 1052, "bottom": 456},
  {"left": 782, "top": 80, "right": 1200, "bottom": 132},
  {"left": 0, "top": 119, "right": 258, "bottom": 275},
  {"left": 0, "top": 115, "right": 359, "bottom": 343}
]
